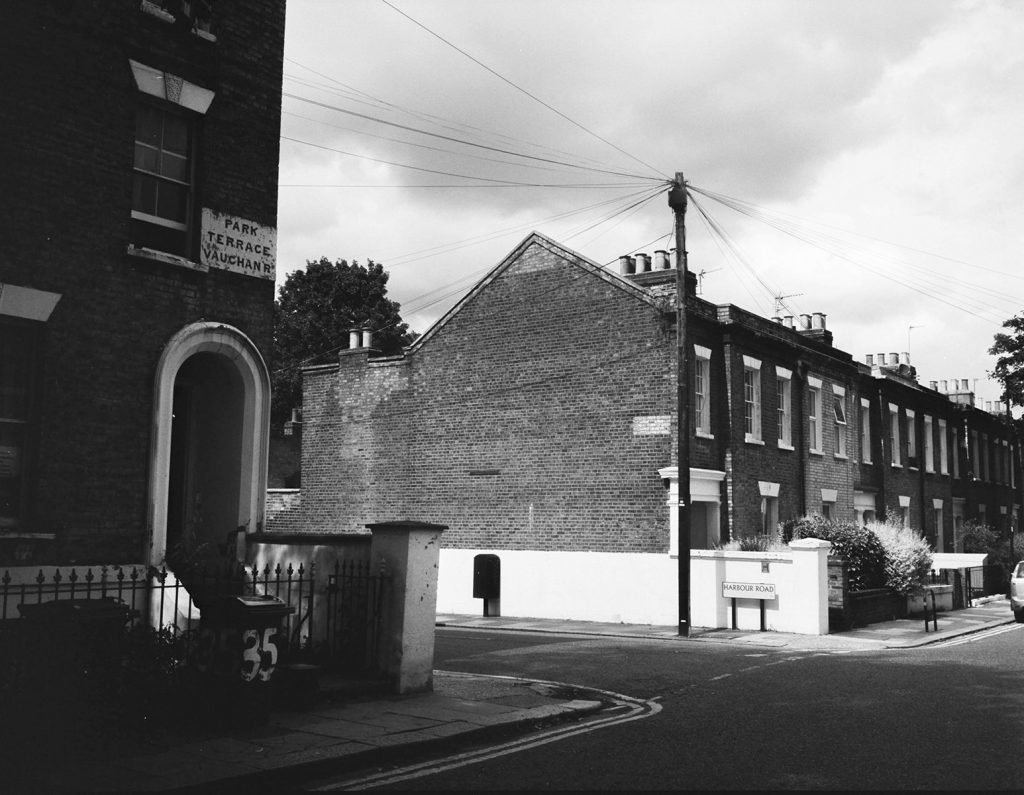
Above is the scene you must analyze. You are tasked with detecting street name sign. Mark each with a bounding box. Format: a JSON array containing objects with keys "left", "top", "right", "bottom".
[{"left": 722, "top": 581, "right": 777, "bottom": 600}]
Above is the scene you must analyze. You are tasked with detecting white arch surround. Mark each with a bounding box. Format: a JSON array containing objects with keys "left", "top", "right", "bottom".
[{"left": 147, "top": 322, "right": 270, "bottom": 566}]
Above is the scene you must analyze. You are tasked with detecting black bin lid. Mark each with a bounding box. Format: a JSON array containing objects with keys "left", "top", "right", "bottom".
[{"left": 201, "top": 594, "right": 295, "bottom": 623}]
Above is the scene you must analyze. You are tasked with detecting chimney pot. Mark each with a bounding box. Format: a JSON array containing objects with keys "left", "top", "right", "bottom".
[
  {"left": 618, "top": 255, "right": 633, "bottom": 276},
  {"left": 799, "top": 314, "right": 812, "bottom": 330},
  {"left": 362, "top": 329, "right": 373, "bottom": 349},
  {"left": 783, "top": 315, "right": 794, "bottom": 328},
  {"left": 961, "top": 379, "right": 969, "bottom": 390},
  {"left": 877, "top": 353, "right": 887, "bottom": 366},
  {"left": 349, "top": 329, "right": 360, "bottom": 349},
  {"left": 812, "top": 312, "right": 826, "bottom": 330},
  {"left": 636, "top": 253, "right": 651, "bottom": 272},
  {"left": 900, "top": 351, "right": 910, "bottom": 366},
  {"left": 866, "top": 354, "right": 874, "bottom": 366},
  {"left": 930, "top": 380, "right": 938, "bottom": 390},
  {"left": 889, "top": 352, "right": 899, "bottom": 366},
  {"left": 940, "top": 380, "right": 948, "bottom": 391},
  {"left": 654, "top": 250, "right": 670, "bottom": 270}
]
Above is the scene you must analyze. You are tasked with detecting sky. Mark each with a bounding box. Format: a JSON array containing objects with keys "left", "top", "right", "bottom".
[{"left": 277, "top": 0, "right": 1024, "bottom": 409}]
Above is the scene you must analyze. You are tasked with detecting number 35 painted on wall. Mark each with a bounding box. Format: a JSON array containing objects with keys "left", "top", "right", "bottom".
[{"left": 240, "top": 627, "right": 280, "bottom": 682}]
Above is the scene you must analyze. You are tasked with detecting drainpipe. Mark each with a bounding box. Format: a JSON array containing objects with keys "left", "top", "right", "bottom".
[
  {"left": 919, "top": 410, "right": 927, "bottom": 540},
  {"left": 795, "top": 360, "right": 807, "bottom": 518},
  {"left": 878, "top": 387, "right": 888, "bottom": 521}
]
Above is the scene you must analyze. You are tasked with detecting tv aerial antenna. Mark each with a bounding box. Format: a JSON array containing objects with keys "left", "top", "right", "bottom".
[
  {"left": 773, "top": 292, "right": 803, "bottom": 315},
  {"left": 697, "top": 268, "right": 720, "bottom": 295}
]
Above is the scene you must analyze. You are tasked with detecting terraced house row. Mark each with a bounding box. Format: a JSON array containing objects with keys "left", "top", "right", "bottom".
[{"left": 277, "top": 232, "right": 1020, "bottom": 622}]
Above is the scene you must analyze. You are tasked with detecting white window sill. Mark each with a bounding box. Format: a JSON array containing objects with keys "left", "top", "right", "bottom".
[
  {"left": 696, "top": 430, "right": 715, "bottom": 440},
  {"left": 745, "top": 436, "right": 764, "bottom": 446},
  {"left": 891, "top": 463, "right": 903, "bottom": 469},
  {"left": 777, "top": 443, "right": 794, "bottom": 451},
  {"left": 810, "top": 449, "right": 824, "bottom": 457},
  {"left": 127, "top": 245, "right": 208, "bottom": 273}
]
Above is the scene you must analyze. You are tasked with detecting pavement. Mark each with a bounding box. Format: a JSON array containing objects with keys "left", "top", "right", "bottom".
[{"left": 19, "top": 596, "right": 1018, "bottom": 792}]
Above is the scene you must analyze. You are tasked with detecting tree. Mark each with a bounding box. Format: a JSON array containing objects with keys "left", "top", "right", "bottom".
[
  {"left": 272, "top": 258, "right": 415, "bottom": 429},
  {"left": 989, "top": 313, "right": 1024, "bottom": 408}
]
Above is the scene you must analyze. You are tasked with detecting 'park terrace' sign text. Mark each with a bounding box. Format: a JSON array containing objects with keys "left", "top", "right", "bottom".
[{"left": 201, "top": 209, "right": 276, "bottom": 280}]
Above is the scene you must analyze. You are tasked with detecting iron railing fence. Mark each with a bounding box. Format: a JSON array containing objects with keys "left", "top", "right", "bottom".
[
  {"left": 0, "top": 559, "right": 386, "bottom": 672},
  {"left": 325, "top": 559, "right": 390, "bottom": 673}
]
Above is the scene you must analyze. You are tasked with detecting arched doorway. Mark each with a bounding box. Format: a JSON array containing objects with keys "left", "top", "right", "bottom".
[{"left": 147, "top": 322, "right": 270, "bottom": 568}]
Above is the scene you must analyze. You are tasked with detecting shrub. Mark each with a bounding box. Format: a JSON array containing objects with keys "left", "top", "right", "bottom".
[
  {"left": 868, "top": 518, "right": 933, "bottom": 595},
  {"left": 786, "top": 515, "right": 887, "bottom": 591},
  {"left": 955, "top": 519, "right": 1022, "bottom": 592},
  {"left": 716, "top": 533, "right": 788, "bottom": 553},
  {"left": 955, "top": 519, "right": 999, "bottom": 555}
]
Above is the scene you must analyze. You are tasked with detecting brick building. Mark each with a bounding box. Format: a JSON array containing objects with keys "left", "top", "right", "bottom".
[
  {"left": 0, "top": 1, "right": 285, "bottom": 576},
  {"left": 279, "top": 230, "right": 1020, "bottom": 624}
]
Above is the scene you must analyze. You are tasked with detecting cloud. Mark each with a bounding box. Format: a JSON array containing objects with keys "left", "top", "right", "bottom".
[{"left": 278, "top": 0, "right": 1024, "bottom": 403}]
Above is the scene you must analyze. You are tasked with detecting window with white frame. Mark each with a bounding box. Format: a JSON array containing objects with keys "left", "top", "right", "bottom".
[
  {"left": 129, "top": 61, "right": 214, "bottom": 259},
  {"left": 860, "top": 398, "right": 872, "bottom": 463},
  {"left": 821, "top": 488, "right": 837, "bottom": 520},
  {"left": 906, "top": 409, "right": 917, "bottom": 466},
  {"left": 132, "top": 102, "right": 194, "bottom": 255},
  {"left": 938, "top": 419, "right": 948, "bottom": 475},
  {"left": 776, "top": 366, "right": 792, "bottom": 448},
  {"left": 899, "top": 495, "right": 911, "bottom": 527},
  {"left": 694, "top": 345, "right": 712, "bottom": 438},
  {"left": 809, "top": 377, "right": 823, "bottom": 453},
  {"left": 759, "top": 481, "right": 779, "bottom": 535},
  {"left": 924, "top": 415, "right": 934, "bottom": 472},
  {"left": 743, "top": 356, "right": 762, "bottom": 443},
  {"left": 889, "top": 403, "right": 901, "bottom": 466},
  {"left": 832, "top": 385, "right": 847, "bottom": 458}
]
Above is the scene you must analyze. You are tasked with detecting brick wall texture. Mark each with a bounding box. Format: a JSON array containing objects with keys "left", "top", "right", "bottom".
[
  {"left": 1, "top": 1, "right": 284, "bottom": 565},
  {"left": 296, "top": 232, "right": 1021, "bottom": 556}
]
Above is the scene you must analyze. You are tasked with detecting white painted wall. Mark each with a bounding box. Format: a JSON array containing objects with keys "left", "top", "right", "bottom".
[{"left": 437, "top": 539, "right": 832, "bottom": 635}]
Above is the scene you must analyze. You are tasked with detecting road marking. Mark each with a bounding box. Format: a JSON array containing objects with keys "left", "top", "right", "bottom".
[
  {"left": 311, "top": 677, "right": 661, "bottom": 791},
  {"left": 928, "top": 623, "right": 1023, "bottom": 647}
]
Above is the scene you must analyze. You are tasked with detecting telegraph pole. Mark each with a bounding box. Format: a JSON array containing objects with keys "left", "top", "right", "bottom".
[{"left": 668, "top": 172, "right": 691, "bottom": 637}]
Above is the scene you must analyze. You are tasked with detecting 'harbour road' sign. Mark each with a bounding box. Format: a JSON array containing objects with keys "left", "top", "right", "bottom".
[{"left": 722, "top": 581, "right": 777, "bottom": 600}]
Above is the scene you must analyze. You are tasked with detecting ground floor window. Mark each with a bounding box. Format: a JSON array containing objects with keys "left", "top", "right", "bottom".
[{"left": 0, "top": 319, "right": 41, "bottom": 530}]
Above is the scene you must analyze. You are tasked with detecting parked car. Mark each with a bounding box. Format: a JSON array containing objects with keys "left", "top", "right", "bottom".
[{"left": 1011, "top": 561, "right": 1024, "bottom": 623}]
